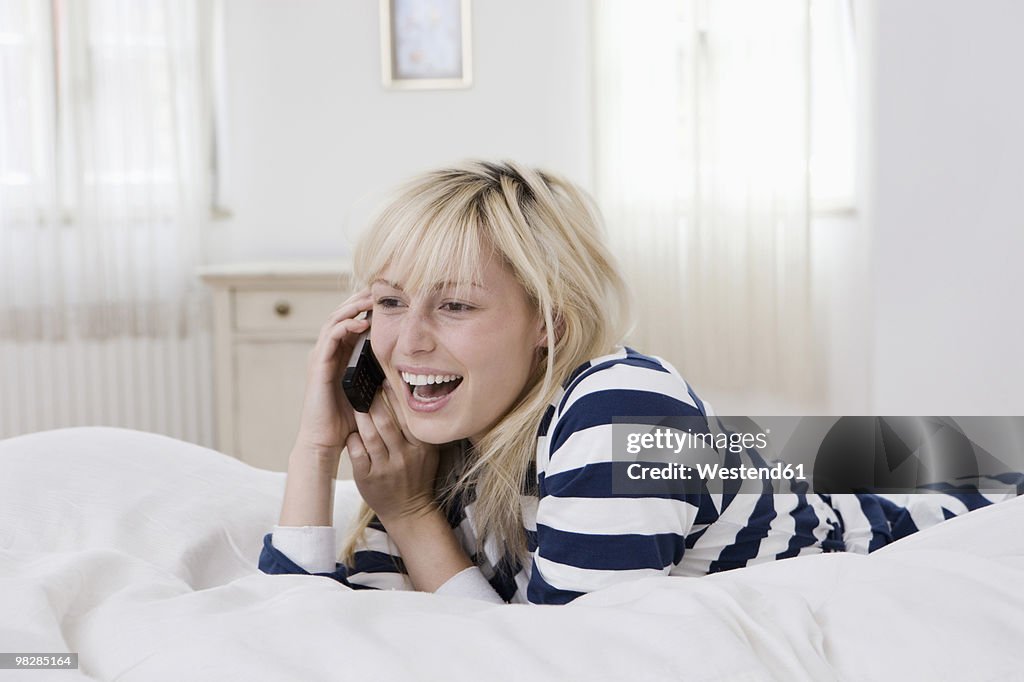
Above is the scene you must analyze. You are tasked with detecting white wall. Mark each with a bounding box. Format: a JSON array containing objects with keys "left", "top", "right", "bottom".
[
  {"left": 204, "top": 0, "right": 592, "bottom": 265},
  {"left": 206, "top": 0, "right": 1024, "bottom": 417},
  {"left": 866, "top": 0, "right": 1024, "bottom": 414}
]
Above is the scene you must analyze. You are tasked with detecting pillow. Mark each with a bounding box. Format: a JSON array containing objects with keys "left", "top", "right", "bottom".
[{"left": 0, "top": 427, "right": 363, "bottom": 589}]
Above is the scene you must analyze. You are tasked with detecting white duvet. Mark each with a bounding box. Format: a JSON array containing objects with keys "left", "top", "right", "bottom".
[{"left": 1, "top": 427, "right": 1022, "bottom": 682}]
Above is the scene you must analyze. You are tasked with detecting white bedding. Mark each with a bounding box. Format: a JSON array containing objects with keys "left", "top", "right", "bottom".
[{"left": 1, "top": 427, "right": 1022, "bottom": 681}]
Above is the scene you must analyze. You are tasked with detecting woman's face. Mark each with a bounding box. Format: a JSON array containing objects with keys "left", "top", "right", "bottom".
[{"left": 369, "top": 254, "right": 544, "bottom": 446}]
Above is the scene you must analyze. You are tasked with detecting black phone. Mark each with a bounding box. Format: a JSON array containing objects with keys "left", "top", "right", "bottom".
[{"left": 340, "top": 312, "right": 385, "bottom": 412}]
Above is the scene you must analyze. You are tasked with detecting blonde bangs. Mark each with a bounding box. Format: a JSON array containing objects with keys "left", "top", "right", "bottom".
[{"left": 353, "top": 178, "right": 494, "bottom": 300}]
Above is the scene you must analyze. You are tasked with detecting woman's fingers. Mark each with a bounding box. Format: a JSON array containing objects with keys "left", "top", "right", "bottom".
[
  {"left": 309, "top": 288, "right": 373, "bottom": 374},
  {"left": 317, "top": 289, "right": 373, "bottom": 342},
  {"left": 327, "top": 316, "right": 369, "bottom": 343},
  {"left": 381, "top": 380, "right": 420, "bottom": 446},
  {"left": 335, "top": 287, "right": 373, "bottom": 313},
  {"left": 352, "top": 389, "right": 418, "bottom": 479},
  {"left": 368, "top": 386, "right": 412, "bottom": 451},
  {"left": 345, "top": 431, "right": 371, "bottom": 479},
  {"left": 312, "top": 317, "right": 369, "bottom": 369},
  {"left": 353, "top": 408, "right": 388, "bottom": 466},
  {"left": 346, "top": 386, "right": 439, "bottom": 523}
]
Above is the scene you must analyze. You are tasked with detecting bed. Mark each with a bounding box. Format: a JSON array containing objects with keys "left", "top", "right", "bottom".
[{"left": 1, "top": 427, "right": 1022, "bottom": 681}]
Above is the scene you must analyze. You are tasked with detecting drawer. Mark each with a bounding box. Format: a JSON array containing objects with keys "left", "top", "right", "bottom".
[{"left": 233, "top": 289, "right": 345, "bottom": 333}]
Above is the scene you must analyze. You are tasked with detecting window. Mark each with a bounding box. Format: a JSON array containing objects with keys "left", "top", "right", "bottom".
[
  {"left": 0, "top": 0, "right": 57, "bottom": 224},
  {"left": 809, "top": 0, "right": 856, "bottom": 212},
  {"left": 0, "top": 0, "right": 210, "bottom": 226}
]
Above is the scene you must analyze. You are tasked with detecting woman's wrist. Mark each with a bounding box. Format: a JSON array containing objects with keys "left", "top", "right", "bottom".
[
  {"left": 289, "top": 442, "right": 342, "bottom": 472},
  {"left": 279, "top": 445, "right": 340, "bottom": 527},
  {"left": 380, "top": 507, "right": 474, "bottom": 592},
  {"left": 376, "top": 499, "right": 441, "bottom": 531}
]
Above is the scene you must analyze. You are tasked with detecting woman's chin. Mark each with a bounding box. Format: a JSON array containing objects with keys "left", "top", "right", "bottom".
[{"left": 407, "top": 421, "right": 462, "bottom": 446}]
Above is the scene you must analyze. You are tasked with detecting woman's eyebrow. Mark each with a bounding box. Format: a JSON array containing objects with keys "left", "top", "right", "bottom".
[
  {"left": 370, "top": 279, "right": 487, "bottom": 292},
  {"left": 432, "top": 280, "right": 488, "bottom": 292}
]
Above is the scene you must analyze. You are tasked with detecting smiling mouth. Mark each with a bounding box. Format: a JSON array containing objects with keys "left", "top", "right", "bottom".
[{"left": 400, "top": 371, "right": 464, "bottom": 402}]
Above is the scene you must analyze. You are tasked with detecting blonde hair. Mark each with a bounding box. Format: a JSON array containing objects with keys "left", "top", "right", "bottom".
[{"left": 340, "top": 160, "right": 632, "bottom": 567}]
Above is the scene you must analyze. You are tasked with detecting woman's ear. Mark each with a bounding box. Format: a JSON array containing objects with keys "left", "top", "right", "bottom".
[{"left": 535, "top": 312, "right": 564, "bottom": 349}]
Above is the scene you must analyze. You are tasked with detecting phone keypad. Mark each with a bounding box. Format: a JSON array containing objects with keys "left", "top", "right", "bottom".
[{"left": 342, "top": 342, "right": 386, "bottom": 412}]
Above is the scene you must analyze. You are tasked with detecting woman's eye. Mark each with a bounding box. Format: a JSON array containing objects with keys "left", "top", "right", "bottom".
[
  {"left": 375, "top": 297, "right": 403, "bottom": 309},
  {"left": 441, "top": 301, "right": 473, "bottom": 313}
]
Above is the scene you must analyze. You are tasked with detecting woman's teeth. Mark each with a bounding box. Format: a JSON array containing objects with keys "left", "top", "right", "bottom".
[
  {"left": 401, "top": 372, "right": 462, "bottom": 386},
  {"left": 400, "top": 371, "right": 464, "bottom": 402}
]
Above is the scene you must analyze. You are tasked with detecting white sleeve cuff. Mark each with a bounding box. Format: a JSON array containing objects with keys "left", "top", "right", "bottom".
[
  {"left": 271, "top": 525, "right": 338, "bottom": 574},
  {"left": 435, "top": 566, "right": 507, "bottom": 604}
]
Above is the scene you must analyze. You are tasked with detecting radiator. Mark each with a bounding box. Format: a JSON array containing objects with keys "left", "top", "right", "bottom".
[{"left": 0, "top": 331, "right": 215, "bottom": 448}]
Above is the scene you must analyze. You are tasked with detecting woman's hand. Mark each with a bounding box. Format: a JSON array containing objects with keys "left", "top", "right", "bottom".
[
  {"left": 293, "top": 288, "right": 374, "bottom": 459},
  {"left": 347, "top": 380, "right": 441, "bottom": 526}
]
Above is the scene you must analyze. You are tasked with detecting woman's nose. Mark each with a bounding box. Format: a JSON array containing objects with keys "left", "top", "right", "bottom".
[{"left": 395, "top": 308, "right": 436, "bottom": 355}]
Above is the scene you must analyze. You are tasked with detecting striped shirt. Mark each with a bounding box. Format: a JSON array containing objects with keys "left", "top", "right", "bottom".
[{"left": 259, "top": 347, "right": 1022, "bottom": 604}]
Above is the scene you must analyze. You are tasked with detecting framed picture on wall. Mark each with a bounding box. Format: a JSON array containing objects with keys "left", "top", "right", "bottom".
[{"left": 380, "top": 0, "right": 472, "bottom": 89}]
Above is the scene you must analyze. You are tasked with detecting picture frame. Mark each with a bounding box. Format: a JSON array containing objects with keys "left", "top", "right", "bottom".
[{"left": 379, "top": 0, "right": 473, "bottom": 90}]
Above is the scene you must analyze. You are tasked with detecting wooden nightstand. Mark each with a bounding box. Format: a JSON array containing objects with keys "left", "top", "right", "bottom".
[{"left": 199, "top": 261, "right": 354, "bottom": 477}]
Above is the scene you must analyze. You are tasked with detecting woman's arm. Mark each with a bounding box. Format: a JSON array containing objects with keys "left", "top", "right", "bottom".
[
  {"left": 278, "top": 445, "right": 340, "bottom": 527},
  {"left": 275, "top": 290, "right": 374, "bottom": 526},
  {"left": 528, "top": 357, "right": 710, "bottom": 605},
  {"left": 261, "top": 516, "right": 505, "bottom": 602}
]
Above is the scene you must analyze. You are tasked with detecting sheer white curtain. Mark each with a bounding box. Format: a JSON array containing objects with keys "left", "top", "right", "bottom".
[
  {"left": 0, "top": 0, "right": 214, "bottom": 444},
  {"left": 593, "top": 0, "right": 855, "bottom": 413}
]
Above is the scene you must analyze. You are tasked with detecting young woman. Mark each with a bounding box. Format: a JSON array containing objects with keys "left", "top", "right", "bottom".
[{"left": 258, "top": 160, "right": 1021, "bottom": 605}]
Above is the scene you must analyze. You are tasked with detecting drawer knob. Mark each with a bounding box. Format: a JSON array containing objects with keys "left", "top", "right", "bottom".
[{"left": 274, "top": 301, "right": 291, "bottom": 317}]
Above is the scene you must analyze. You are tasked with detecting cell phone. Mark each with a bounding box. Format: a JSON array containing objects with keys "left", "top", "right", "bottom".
[{"left": 340, "top": 312, "right": 385, "bottom": 412}]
